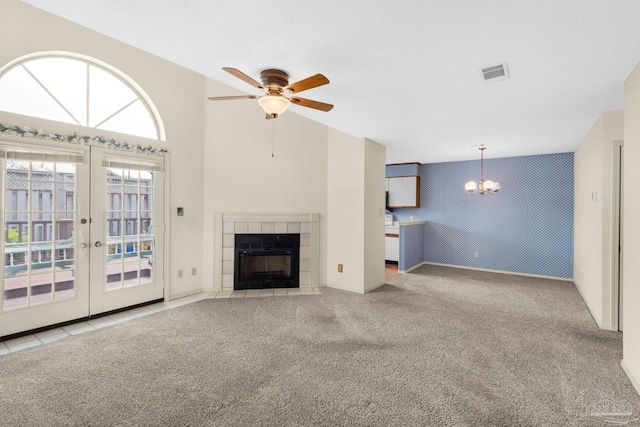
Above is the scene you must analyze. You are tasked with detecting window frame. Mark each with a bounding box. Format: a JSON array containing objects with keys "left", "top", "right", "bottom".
[{"left": 0, "top": 51, "right": 165, "bottom": 141}]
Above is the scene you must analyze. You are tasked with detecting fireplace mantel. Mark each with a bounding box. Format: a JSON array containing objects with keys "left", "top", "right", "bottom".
[{"left": 212, "top": 213, "right": 320, "bottom": 292}]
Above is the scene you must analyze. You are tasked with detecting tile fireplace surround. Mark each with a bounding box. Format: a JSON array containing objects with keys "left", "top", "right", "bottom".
[{"left": 212, "top": 213, "right": 320, "bottom": 292}]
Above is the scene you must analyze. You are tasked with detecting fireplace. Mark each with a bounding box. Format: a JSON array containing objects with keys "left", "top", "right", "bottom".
[
  {"left": 234, "top": 234, "right": 300, "bottom": 290},
  {"left": 214, "top": 212, "right": 319, "bottom": 292}
]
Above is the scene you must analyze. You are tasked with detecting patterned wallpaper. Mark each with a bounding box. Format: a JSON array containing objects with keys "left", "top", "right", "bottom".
[
  {"left": 389, "top": 153, "right": 574, "bottom": 279},
  {"left": 399, "top": 223, "right": 425, "bottom": 272}
]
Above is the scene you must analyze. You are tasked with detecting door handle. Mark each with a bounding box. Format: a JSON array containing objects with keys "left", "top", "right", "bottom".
[
  {"left": 94, "top": 241, "right": 103, "bottom": 247},
  {"left": 80, "top": 243, "right": 88, "bottom": 249}
]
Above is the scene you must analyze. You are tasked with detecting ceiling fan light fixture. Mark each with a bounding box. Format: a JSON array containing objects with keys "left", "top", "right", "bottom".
[{"left": 258, "top": 95, "right": 291, "bottom": 116}]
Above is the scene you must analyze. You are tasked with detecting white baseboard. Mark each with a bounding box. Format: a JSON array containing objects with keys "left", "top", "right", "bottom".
[
  {"left": 168, "top": 289, "right": 204, "bottom": 301},
  {"left": 399, "top": 262, "right": 427, "bottom": 274},
  {"left": 621, "top": 359, "right": 640, "bottom": 398},
  {"left": 326, "top": 283, "right": 366, "bottom": 295},
  {"left": 421, "top": 262, "right": 574, "bottom": 281},
  {"left": 365, "top": 281, "right": 386, "bottom": 293},
  {"left": 573, "top": 278, "right": 609, "bottom": 330},
  {"left": 327, "top": 280, "right": 385, "bottom": 294}
]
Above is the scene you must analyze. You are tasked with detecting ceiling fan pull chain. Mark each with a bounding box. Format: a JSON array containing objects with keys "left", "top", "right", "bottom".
[{"left": 271, "top": 119, "right": 276, "bottom": 158}]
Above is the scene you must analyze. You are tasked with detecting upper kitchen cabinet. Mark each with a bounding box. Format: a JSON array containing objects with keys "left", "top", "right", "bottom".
[{"left": 386, "top": 176, "right": 420, "bottom": 208}]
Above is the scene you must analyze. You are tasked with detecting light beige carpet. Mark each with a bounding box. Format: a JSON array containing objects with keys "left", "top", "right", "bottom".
[{"left": 1, "top": 264, "right": 638, "bottom": 426}]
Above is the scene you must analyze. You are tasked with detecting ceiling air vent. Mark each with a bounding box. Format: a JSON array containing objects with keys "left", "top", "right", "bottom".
[{"left": 481, "top": 63, "right": 509, "bottom": 82}]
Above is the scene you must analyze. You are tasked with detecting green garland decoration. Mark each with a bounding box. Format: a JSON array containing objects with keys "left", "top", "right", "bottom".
[{"left": 0, "top": 122, "right": 168, "bottom": 155}]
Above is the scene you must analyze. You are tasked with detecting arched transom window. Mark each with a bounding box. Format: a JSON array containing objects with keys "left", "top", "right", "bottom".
[{"left": 0, "top": 53, "right": 164, "bottom": 140}]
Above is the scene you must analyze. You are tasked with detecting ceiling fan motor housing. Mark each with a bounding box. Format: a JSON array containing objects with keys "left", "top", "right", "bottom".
[{"left": 260, "top": 69, "right": 289, "bottom": 93}]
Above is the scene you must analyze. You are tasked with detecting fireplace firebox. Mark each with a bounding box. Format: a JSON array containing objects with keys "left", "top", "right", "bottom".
[{"left": 234, "top": 234, "right": 300, "bottom": 290}]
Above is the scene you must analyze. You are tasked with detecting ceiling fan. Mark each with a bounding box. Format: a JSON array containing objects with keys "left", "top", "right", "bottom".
[{"left": 208, "top": 67, "right": 333, "bottom": 119}]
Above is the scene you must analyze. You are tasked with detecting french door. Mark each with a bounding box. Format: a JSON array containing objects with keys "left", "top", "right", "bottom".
[
  {"left": 89, "top": 149, "right": 164, "bottom": 314},
  {"left": 0, "top": 143, "right": 164, "bottom": 337}
]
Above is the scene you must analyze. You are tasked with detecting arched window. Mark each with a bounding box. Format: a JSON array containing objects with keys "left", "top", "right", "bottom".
[{"left": 0, "top": 52, "right": 165, "bottom": 141}]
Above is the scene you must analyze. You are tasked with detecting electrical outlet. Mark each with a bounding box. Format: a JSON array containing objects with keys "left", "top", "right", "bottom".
[
  {"left": 474, "top": 251, "right": 479, "bottom": 258},
  {"left": 178, "top": 269, "right": 183, "bottom": 278},
  {"left": 192, "top": 267, "right": 197, "bottom": 276},
  {"left": 338, "top": 264, "right": 343, "bottom": 273}
]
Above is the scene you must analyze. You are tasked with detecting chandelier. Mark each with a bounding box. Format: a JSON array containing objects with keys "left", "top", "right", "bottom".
[{"left": 465, "top": 146, "right": 501, "bottom": 195}]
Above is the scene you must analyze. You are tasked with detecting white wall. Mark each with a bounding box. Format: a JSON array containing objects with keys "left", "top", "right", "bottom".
[
  {"left": 573, "top": 110, "right": 623, "bottom": 329},
  {"left": 327, "top": 130, "right": 385, "bottom": 293},
  {"left": 0, "top": 0, "right": 206, "bottom": 299},
  {"left": 363, "top": 138, "right": 386, "bottom": 292},
  {"left": 2, "top": 0, "right": 389, "bottom": 304},
  {"left": 622, "top": 63, "right": 640, "bottom": 396},
  {"left": 327, "top": 128, "right": 365, "bottom": 292},
  {"left": 202, "top": 78, "right": 329, "bottom": 290}
]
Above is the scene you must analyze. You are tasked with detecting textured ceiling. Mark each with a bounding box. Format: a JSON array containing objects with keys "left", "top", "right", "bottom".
[{"left": 21, "top": 0, "right": 640, "bottom": 163}]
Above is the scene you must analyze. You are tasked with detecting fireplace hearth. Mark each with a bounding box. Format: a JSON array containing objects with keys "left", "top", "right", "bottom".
[{"left": 234, "top": 234, "right": 300, "bottom": 290}]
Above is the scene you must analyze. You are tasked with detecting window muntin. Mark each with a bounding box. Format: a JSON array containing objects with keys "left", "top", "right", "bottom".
[
  {"left": 3, "top": 160, "right": 77, "bottom": 309},
  {"left": 0, "top": 55, "right": 160, "bottom": 140},
  {"left": 105, "top": 168, "right": 155, "bottom": 290}
]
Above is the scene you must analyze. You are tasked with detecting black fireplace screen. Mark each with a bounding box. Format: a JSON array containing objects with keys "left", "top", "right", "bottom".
[
  {"left": 240, "top": 254, "right": 291, "bottom": 280},
  {"left": 234, "top": 234, "right": 300, "bottom": 290}
]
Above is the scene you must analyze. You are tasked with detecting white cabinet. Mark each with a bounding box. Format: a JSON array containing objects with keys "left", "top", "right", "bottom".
[
  {"left": 385, "top": 235, "right": 399, "bottom": 262},
  {"left": 387, "top": 178, "right": 402, "bottom": 207},
  {"left": 386, "top": 176, "right": 420, "bottom": 208}
]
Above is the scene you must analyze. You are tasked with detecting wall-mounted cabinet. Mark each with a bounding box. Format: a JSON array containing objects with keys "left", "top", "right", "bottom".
[{"left": 386, "top": 176, "right": 420, "bottom": 208}]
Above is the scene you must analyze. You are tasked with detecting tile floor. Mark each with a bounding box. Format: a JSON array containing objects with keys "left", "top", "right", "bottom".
[
  {"left": 0, "top": 287, "right": 321, "bottom": 357},
  {"left": 211, "top": 287, "right": 321, "bottom": 299}
]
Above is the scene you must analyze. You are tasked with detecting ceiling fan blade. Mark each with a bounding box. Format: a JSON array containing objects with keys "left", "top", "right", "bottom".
[
  {"left": 290, "top": 96, "right": 334, "bottom": 112},
  {"left": 207, "top": 95, "right": 259, "bottom": 101},
  {"left": 284, "top": 74, "right": 329, "bottom": 94},
  {"left": 222, "top": 67, "right": 264, "bottom": 90}
]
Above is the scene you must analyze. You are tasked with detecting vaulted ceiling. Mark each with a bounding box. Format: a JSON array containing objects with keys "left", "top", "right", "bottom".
[{"left": 22, "top": 0, "right": 640, "bottom": 163}]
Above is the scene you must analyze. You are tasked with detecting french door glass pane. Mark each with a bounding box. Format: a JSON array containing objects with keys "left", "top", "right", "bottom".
[
  {"left": 3, "top": 161, "right": 77, "bottom": 310},
  {"left": 105, "top": 168, "right": 154, "bottom": 290}
]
